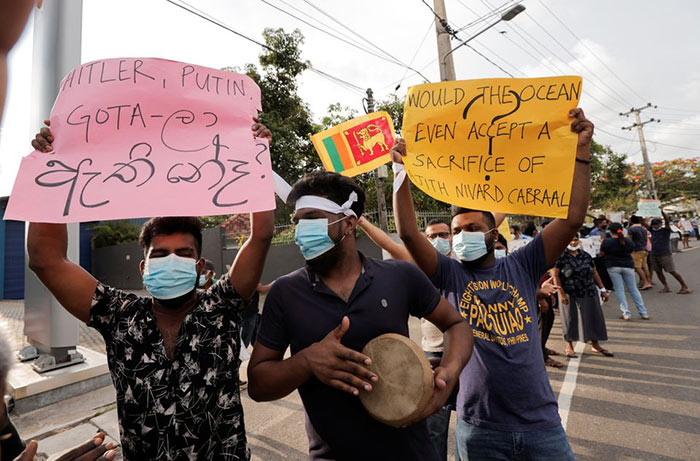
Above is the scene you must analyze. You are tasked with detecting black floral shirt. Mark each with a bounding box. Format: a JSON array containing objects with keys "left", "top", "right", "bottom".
[
  {"left": 89, "top": 275, "right": 249, "bottom": 461},
  {"left": 555, "top": 250, "right": 598, "bottom": 298}
]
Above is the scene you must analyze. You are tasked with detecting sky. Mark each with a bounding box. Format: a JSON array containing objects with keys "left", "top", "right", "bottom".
[{"left": 2, "top": 0, "right": 700, "bottom": 196}]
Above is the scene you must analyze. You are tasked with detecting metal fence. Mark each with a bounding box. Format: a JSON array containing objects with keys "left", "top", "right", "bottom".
[{"left": 223, "top": 209, "right": 452, "bottom": 249}]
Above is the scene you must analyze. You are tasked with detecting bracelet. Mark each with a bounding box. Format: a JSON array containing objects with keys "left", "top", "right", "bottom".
[{"left": 575, "top": 157, "right": 591, "bottom": 164}]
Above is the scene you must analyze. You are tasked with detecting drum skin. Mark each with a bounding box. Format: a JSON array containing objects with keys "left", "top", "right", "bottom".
[{"left": 358, "top": 333, "right": 434, "bottom": 427}]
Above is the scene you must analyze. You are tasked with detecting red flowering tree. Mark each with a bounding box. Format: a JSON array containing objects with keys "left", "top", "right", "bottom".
[{"left": 628, "top": 157, "right": 700, "bottom": 202}]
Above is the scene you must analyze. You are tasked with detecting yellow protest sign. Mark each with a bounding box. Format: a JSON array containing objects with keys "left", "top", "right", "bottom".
[{"left": 402, "top": 76, "right": 582, "bottom": 218}]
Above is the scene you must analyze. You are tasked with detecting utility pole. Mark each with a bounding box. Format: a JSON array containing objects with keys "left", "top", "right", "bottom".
[
  {"left": 433, "top": 0, "right": 456, "bottom": 81},
  {"left": 365, "top": 88, "right": 389, "bottom": 232},
  {"left": 621, "top": 103, "right": 660, "bottom": 200}
]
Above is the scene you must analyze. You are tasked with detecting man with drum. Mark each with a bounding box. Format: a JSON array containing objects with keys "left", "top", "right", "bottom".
[
  {"left": 391, "top": 108, "right": 594, "bottom": 460},
  {"left": 247, "top": 171, "right": 473, "bottom": 461}
]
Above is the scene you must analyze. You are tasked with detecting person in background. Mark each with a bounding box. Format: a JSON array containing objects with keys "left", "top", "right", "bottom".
[
  {"left": 0, "top": 0, "right": 34, "bottom": 123},
  {"left": 552, "top": 234, "right": 613, "bottom": 357},
  {"left": 522, "top": 221, "right": 537, "bottom": 240},
  {"left": 588, "top": 217, "right": 613, "bottom": 291},
  {"left": 199, "top": 259, "right": 218, "bottom": 289},
  {"left": 650, "top": 210, "right": 692, "bottom": 294},
  {"left": 628, "top": 216, "right": 653, "bottom": 290},
  {"left": 669, "top": 220, "right": 683, "bottom": 253},
  {"left": 0, "top": 331, "right": 117, "bottom": 461},
  {"left": 601, "top": 223, "right": 650, "bottom": 321},
  {"left": 691, "top": 216, "right": 700, "bottom": 241},
  {"left": 679, "top": 215, "right": 693, "bottom": 249}
]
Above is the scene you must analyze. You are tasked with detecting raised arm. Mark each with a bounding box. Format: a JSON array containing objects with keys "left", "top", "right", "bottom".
[
  {"left": 391, "top": 139, "right": 440, "bottom": 277},
  {"left": 541, "top": 108, "right": 593, "bottom": 267},
  {"left": 228, "top": 119, "right": 275, "bottom": 300},
  {"left": 28, "top": 223, "right": 98, "bottom": 323},
  {"left": 660, "top": 208, "right": 671, "bottom": 230},
  {"left": 357, "top": 217, "right": 412, "bottom": 262}
]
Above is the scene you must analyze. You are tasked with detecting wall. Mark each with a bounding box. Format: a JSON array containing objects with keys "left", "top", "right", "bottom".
[{"left": 91, "top": 233, "right": 384, "bottom": 289}]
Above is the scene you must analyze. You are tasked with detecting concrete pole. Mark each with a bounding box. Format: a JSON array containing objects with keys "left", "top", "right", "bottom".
[
  {"left": 433, "top": 0, "right": 456, "bottom": 81},
  {"left": 366, "top": 88, "right": 390, "bottom": 232},
  {"left": 23, "top": 0, "right": 83, "bottom": 370},
  {"left": 633, "top": 110, "right": 658, "bottom": 200}
]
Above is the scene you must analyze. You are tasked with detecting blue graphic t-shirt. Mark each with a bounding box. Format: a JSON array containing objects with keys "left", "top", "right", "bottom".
[{"left": 431, "top": 234, "right": 560, "bottom": 432}]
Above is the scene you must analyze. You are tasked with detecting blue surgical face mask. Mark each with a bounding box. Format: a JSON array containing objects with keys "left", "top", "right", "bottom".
[
  {"left": 430, "top": 237, "right": 451, "bottom": 255},
  {"left": 452, "top": 229, "right": 495, "bottom": 262},
  {"left": 295, "top": 216, "right": 348, "bottom": 260},
  {"left": 143, "top": 253, "right": 198, "bottom": 300},
  {"left": 567, "top": 244, "right": 579, "bottom": 252},
  {"left": 494, "top": 249, "right": 507, "bottom": 259},
  {"left": 198, "top": 274, "right": 208, "bottom": 287}
]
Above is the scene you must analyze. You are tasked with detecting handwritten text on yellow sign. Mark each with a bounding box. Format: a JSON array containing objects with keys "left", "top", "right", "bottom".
[{"left": 402, "top": 76, "right": 582, "bottom": 218}]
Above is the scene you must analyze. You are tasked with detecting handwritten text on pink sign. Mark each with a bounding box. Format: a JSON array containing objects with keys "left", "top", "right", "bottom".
[{"left": 5, "top": 57, "right": 275, "bottom": 222}]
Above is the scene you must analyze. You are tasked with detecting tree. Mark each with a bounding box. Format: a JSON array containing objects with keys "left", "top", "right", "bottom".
[
  {"left": 589, "top": 139, "right": 638, "bottom": 212},
  {"left": 244, "top": 28, "right": 318, "bottom": 187},
  {"left": 628, "top": 157, "right": 700, "bottom": 202},
  {"left": 91, "top": 221, "right": 141, "bottom": 248}
]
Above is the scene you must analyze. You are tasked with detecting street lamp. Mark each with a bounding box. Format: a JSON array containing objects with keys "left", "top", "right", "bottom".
[{"left": 441, "top": 4, "right": 525, "bottom": 79}]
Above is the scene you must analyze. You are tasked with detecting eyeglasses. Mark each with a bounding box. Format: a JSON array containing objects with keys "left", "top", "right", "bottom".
[{"left": 426, "top": 232, "right": 450, "bottom": 240}]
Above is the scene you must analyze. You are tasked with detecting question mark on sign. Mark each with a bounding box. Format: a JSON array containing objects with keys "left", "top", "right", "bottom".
[
  {"left": 255, "top": 142, "right": 268, "bottom": 179},
  {"left": 463, "top": 90, "right": 522, "bottom": 181}
]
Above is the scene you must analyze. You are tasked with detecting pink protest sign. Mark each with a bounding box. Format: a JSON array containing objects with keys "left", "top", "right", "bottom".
[{"left": 5, "top": 57, "right": 275, "bottom": 222}]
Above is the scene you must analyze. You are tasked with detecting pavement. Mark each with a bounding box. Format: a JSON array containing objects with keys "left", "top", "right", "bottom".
[{"left": 1, "top": 244, "right": 699, "bottom": 460}]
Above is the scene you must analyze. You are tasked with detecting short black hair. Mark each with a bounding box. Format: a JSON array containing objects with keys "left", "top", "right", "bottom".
[
  {"left": 426, "top": 218, "right": 449, "bottom": 228},
  {"left": 511, "top": 225, "right": 520, "bottom": 232},
  {"left": 630, "top": 215, "right": 642, "bottom": 224},
  {"left": 288, "top": 171, "right": 365, "bottom": 217},
  {"left": 451, "top": 207, "right": 496, "bottom": 228},
  {"left": 497, "top": 234, "right": 508, "bottom": 246},
  {"left": 523, "top": 221, "right": 537, "bottom": 237},
  {"left": 204, "top": 259, "right": 216, "bottom": 271},
  {"left": 139, "top": 217, "right": 203, "bottom": 257},
  {"left": 650, "top": 218, "right": 662, "bottom": 225}
]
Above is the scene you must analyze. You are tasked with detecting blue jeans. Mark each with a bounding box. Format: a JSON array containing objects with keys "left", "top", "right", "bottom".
[
  {"left": 456, "top": 419, "right": 574, "bottom": 461},
  {"left": 607, "top": 266, "right": 648, "bottom": 317}
]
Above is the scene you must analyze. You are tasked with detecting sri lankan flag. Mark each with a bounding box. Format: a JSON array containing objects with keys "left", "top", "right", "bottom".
[{"left": 309, "top": 111, "right": 396, "bottom": 177}]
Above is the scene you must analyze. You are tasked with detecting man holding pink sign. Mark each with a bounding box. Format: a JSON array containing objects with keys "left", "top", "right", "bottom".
[{"left": 20, "top": 58, "right": 277, "bottom": 460}]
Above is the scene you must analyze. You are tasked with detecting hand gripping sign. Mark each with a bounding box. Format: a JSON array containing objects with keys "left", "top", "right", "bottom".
[
  {"left": 401, "top": 76, "right": 583, "bottom": 218},
  {"left": 310, "top": 111, "right": 396, "bottom": 177},
  {"left": 5, "top": 58, "right": 275, "bottom": 222}
]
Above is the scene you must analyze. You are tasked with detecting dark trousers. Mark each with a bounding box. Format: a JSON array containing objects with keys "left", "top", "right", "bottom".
[
  {"left": 594, "top": 256, "right": 613, "bottom": 290},
  {"left": 424, "top": 351, "right": 457, "bottom": 461},
  {"left": 538, "top": 299, "right": 555, "bottom": 361},
  {"left": 240, "top": 313, "right": 260, "bottom": 348}
]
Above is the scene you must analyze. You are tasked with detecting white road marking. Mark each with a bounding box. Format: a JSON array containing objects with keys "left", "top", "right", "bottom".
[{"left": 558, "top": 341, "right": 586, "bottom": 430}]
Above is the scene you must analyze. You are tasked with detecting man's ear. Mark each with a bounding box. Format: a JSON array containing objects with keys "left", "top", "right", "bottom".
[
  {"left": 139, "top": 259, "right": 146, "bottom": 276},
  {"left": 346, "top": 216, "right": 359, "bottom": 236}
]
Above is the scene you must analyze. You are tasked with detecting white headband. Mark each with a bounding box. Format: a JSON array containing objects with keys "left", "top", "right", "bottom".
[{"left": 294, "top": 191, "right": 358, "bottom": 218}]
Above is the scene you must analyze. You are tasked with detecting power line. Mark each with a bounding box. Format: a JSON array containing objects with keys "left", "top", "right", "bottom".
[
  {"left": 481, "top": 0, "right": 631, "bottom": 109},
  {"left": 259, "top": 0, "right": 430, "bottom": 82},
  {"left": 164, "top": 0, "right": 366, "bottom": 98},
  {"left": 420, "top": 0, "right": 517, "bottom": 77},
  {"left": 536, "top": 0, "right": 647, "bottom": 104},
  {"left": 595, "top": 126, "right": 700, "bottom": 152}
]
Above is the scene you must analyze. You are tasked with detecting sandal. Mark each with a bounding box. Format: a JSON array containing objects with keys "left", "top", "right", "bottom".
[
  {"left": 659, "top": 288, "right": 671, "bottom": 293},
  {"left": 565, "top": 351, "right": 578, "bottom": 358},
  {"left": 593, "top": 348, "right": 614, "bottom": 357},
  {"left": 545, "top": 358, "right": 564, "bottom": 368},
  {"left": 677, "top": 288, "right": 692, "bottom": 294},
  {"left": 619, "top": 315, "right": 631, "bottom": 321},
  {"left": 545, "top": 348, "right": 560, "bottom": 356},
  {"left": 641, "top": 315, "right": 651, "bottom": 320}
]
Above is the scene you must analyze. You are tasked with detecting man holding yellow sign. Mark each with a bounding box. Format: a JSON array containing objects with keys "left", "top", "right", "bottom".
[{"left": 392, "top": 75, "right": 592, "bottom": 461}]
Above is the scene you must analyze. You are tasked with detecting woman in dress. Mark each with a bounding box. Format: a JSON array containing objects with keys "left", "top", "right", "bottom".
[{"left": 552, "top": 234, "right": 614, "bottom": 358}]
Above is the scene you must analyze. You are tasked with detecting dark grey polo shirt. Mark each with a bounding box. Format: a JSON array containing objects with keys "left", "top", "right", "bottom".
[{"left": 257, "top": 253, "right": 442, "bottom": 461}]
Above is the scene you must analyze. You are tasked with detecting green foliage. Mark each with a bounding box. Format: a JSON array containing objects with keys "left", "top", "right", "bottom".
[
  {"left": 590, "top": 139, "right": 638, "bottom": 212},
  {"left": 200, "top": 215, "right": 233, "bottom": 228},
  {"left": 376, "top": 93, "right": 405, "bottom": 135},
  {"left": 244, "top": 28, "right": 318, "bottom": 185},
  {"left": 91, "top": 221, "right": 141, "bottom": 248},
  {"left": 629, "top": 157, "right": 700, "bottom": 202},
  {"left": 317, "top": 103, "right": 357, "bottom": 130}
]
